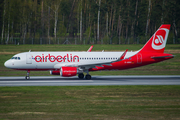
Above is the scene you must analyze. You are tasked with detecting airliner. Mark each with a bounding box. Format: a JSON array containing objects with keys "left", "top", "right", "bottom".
[{"left": 4, "top": 24, "right": 174, "bottom": 80}]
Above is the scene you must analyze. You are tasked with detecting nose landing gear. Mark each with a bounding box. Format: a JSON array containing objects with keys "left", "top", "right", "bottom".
[{"left": 25, "top": 70, "right": 30, "bottom": 80}]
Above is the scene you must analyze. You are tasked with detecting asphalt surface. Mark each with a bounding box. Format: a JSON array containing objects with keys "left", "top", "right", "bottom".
[{"left": 0, "top": 75, "right": 180, "bottom": 86}]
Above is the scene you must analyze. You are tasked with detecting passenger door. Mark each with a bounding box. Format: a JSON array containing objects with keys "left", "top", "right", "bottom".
[{"left": 26, "top": 54, "right": 32, "bottom": 64}]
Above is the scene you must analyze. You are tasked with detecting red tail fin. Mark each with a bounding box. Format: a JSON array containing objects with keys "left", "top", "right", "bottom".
[{"left": 139, "top": 24, "right": 170, "bottom": 53}]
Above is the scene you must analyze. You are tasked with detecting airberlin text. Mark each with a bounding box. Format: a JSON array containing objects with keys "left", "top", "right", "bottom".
[{"left": 34, "top": 54, "right": 79, "bottom": 62}]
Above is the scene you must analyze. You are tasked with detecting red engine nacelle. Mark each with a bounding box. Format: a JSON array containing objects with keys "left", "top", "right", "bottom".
[
  {"left": 50, "top": 67, "right": 78, "bottom": 76},
  {"left": 60, "top": 67, "right": 78, "bottom": 77}
]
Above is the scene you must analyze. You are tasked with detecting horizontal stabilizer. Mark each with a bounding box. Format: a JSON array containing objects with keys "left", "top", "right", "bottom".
[{"left": 151, "top": 55, "right": 174, "bottom": 59}]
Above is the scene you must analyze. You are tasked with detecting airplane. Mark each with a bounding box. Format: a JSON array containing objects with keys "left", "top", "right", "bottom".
[{"left": 4, "top": 24, "right": 174, "bottom": 80}]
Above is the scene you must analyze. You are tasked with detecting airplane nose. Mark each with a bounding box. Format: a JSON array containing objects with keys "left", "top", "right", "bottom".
[
  {"left": 4, "top": 60, "right": 12, "bottom": 68},
  {"left": 4, "top": 61, "right": 9, "bottom": 68}
]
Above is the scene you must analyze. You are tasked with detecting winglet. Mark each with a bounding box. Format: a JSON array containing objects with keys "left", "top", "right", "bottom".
[
  {"left": 120, "top": 49, "right": 128, "bottom": 60},
  {"left": 113, "top": 49, "right": 128, "bottom": 62},
  {"left": 87, "top": 45, "right": 93, "bottom": 52}
]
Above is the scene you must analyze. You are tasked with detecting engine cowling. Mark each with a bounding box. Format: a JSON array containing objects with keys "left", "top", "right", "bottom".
[{"left": 60, "top": 67, "right": 78, "bottom": 77}]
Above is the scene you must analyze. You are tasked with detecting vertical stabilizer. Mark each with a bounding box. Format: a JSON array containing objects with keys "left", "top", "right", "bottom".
[{"left": 139, "top": 24, "right": 170, "bottom": 53}]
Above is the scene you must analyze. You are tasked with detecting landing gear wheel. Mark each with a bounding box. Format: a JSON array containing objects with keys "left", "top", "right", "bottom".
[
  {"left": 78, "top": 73, "right": 84, "bottom": 79},
  {"left": 25, "top": 70, "right": 30, "bottom": 80},
  {"left": 85, "top": 74, "right": 91, "bottom": 80},
  {"left": 25, "top": 76, "right": 30, "bottom": 80}
]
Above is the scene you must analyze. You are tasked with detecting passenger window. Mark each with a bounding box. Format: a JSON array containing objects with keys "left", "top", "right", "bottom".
[{"left": 18, "top": 57, "right": 20, "bottom": 60}]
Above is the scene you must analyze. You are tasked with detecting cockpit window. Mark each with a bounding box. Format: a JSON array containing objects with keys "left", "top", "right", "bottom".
[{"left": 11, "top": 57, "right": 20, "bottom": 60}]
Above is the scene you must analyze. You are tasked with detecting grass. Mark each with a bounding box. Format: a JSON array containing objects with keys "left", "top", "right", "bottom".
[
  {"left": 0, "top": 86, "right": 180, "bottom": 120},
  {"left": 0, "top": 44, "right": 180, "bottom": 76}
]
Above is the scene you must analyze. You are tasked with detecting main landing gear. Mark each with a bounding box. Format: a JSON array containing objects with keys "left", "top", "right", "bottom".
[
  {"left": 78, "top": 73, "right": 91, "bottom": 80},
  {"left": 25, "top": 70, "right": 30, "bottom": 80},
  {"left": 85, "top": 74, "right": 91, "bottom": 80},
  {"left": 78, "top": 73, "right": 84, "bottom": 79}
]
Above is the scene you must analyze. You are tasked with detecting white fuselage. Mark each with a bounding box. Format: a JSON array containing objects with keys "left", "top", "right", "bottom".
[{"left": 4, "top": 51, "right": 138, "bottom": 70}]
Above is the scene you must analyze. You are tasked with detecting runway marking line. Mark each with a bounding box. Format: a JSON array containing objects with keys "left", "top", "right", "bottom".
[{"left": 0, "top": 80, "right": 93, "bottom": 83}]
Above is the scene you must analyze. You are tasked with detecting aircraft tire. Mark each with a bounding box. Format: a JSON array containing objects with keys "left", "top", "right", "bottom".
[
  {"left": 25, "top": 76, "right": 30, "bottom": 80},
  {"left": 85, "top": 74, "right": 91, "bottom": 80},
  {"left": 78, "top": 73, "right": 84, "bottom": 79}
]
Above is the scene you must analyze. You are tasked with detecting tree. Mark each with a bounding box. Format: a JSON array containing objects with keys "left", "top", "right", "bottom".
[
  {"left": 1, "top": 0, "right": 6, "bottom": 44},
  {"left": 97, "top": 0, "right": 101, "bottom": 42}
]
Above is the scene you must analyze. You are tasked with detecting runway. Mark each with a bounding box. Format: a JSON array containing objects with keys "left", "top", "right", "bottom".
[{"left": 0, "top": 75, "right": 180, "bottom": 86}]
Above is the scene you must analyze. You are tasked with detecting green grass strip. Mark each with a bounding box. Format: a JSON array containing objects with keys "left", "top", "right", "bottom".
[{"left": 0, "top": 86, "right": 180, "bottom": 120}]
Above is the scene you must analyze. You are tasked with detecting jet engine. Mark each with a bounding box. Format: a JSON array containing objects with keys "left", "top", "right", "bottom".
[
  {"left": 50, "top": 67, "right": 81, "bottom": 77},
  {"left": 60, "top": 67, "right": 78, "bottom": 77}
]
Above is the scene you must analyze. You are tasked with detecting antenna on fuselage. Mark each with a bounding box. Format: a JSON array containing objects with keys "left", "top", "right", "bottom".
[{"left": 29, "top": 50, "right": 31, "bottom": 52}]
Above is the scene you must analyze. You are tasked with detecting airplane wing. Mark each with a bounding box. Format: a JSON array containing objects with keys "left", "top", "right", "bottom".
[
  {"left": 54, "top": 49, "right": 128, "bottom": 70},
  {"left": 79, "top": 49, "right": 128, "bottom": 69},
  {"left": 87, "top": 45, "right": 93, "bottom": 52}
]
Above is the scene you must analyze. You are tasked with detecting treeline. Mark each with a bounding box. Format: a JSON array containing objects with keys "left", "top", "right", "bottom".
[{"left": 0, "top": 0, "right": 180, "bottom": 45}]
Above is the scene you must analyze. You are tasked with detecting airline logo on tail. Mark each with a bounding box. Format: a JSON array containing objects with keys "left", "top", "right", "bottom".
[{"left": 152, "top": 28, "right": 169, "bottom": 50}]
